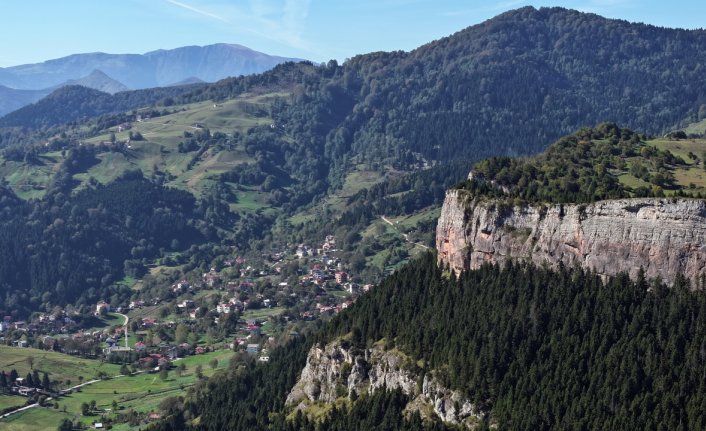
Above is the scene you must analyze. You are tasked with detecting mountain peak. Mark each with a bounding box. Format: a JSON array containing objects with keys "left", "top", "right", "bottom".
[
  {"left": 0, "top": 44, "right": 305, "bottom": 91},
  {"left": 59, "top": 69, "right": 129, "bottom": 94}
]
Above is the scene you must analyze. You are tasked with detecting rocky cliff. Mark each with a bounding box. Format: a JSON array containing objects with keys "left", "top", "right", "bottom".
[
  {"left": 437, "top": 188, "right": 706, "bottom": 284},
  {"left": 286, "top": 339, "right": 483, "bottom": 428}
]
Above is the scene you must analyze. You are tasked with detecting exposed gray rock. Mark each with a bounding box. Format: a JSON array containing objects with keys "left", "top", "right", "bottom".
[
  {"left": 437, "top": 189, "right": 706, "bottom": 284},
  {"left": 287, "top": 340, "right": 483, "bottom": 428}
]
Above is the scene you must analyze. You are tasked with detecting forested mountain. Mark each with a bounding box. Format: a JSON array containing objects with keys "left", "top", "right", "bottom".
[
  {"left": 153, "top": 6, "right": 706, "bottom": 176},
  {"left": 0, "top": 170, "right": 198, "bottom": 317},
  {"left": 0, "top": 83, "right": 204, "bottom": 129},
  {"left": 3, "top": 8, "right": 706, "bottom": 428},
  {"left": 0, "top": 43, "right": 302, "bottom": 90},
  {"left": 149, "top": 253, "right": 706, "bottom": 430},
  {"left": 0, "top": 71, "right": 127, "bottom": 117},
  {"left": 7, "top": 7, "right": 706, "bottom": 156},
  {"left": 7, "top": 7, "right": 706, "bottom": 164},
  {"left": 463, "top": 122, "right": 705, "bottom": 203}
]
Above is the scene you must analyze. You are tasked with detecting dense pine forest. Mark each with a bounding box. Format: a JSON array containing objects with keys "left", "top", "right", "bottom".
[
  {"left": 0, "top": 165, "right": 250, "bottom": 318},
  {"left": 148, "top": 253, "right": 706, "bottom": 430}
]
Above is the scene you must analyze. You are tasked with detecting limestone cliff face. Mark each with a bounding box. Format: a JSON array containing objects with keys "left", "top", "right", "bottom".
[
  {"left": 437, "top": 189, "right": 706, "bottom": 284},
  {"left": 286, "top": 340, "right": 482, "bottom": 428}
]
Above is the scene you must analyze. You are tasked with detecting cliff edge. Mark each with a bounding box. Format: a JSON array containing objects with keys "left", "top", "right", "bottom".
[
  {"left": 436, "top": 189, "right": 706, "bottom": 284},
  {"left": 286, "top": 339, "right": 483, "bottom": 428}
]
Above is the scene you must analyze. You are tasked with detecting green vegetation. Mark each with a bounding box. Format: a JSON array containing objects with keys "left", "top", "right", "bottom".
[
  {"left": 147, "top": 253, "right": 706, "bottom": 430},
  {"left": 241, "top": 307, "right": 287, "bottom": 321},
  {"left": 0, "top": 394, "right": 26, "bottom": 411},
  {"left": 5, "top": 7, "right": 706, "bottom": 429},
  {"left": 1, "top": 407, "right": 73, "bottom": 431},
  {"left": 680, "top": 117, "right": 706, "bottom": 137},
  {"left": 0, "top": 172, "right": 212, "bottom": 317},
  {"left": 464, "top": 123, "right": 706, "bottom": 203},
  {"left": 0, "top": 345, "right": 120, "bottom": 389},
  {"left": 1, "top": 350, "right": 233, "bottom": 430}
]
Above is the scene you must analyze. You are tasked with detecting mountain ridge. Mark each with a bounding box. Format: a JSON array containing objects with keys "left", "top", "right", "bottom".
[{"left": 0, "top": 43, "right": 304, "bottom": 90}]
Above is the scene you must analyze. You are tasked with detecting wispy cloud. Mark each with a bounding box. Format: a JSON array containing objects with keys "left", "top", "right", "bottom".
[
  {"left": 165, "top": 0, "right": 229, "bottom": 23},
  {"left": 163, "top": 0, "right": 315, "bottom": 54},
  {"left": 234, "top": 0, "right": 315, "bottom": 52}
]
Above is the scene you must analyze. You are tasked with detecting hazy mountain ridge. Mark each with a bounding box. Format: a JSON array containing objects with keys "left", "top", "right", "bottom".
[
  {"left": 0, "top": 83, "right": 205, "bottom": 129},
  {"left": 0, "top": 85, "right": 50, "bottom": 117},
  {"left": 0, "top": 43, "right": 303, "bottom": 90},
  {"left": 61, "top": 69, "right": 129, "bottom": 94}
]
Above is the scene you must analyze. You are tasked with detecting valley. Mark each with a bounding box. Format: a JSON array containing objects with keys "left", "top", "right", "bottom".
[{"left": 1, "top": 5, "right": 706, "bottom": 430}]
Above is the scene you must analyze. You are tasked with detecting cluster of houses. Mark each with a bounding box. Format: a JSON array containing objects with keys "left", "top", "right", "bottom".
[
  {"left": 3, "top": 234, "right": 376, "bottom": 373},
  {"left": 1, "top": 312, "right": 79, "bottom": 347}
]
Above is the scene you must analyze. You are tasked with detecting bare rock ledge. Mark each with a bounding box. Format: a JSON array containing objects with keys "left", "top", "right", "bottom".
[
  {"left": 437, "top": 189, "right": 706, "bottom": 284},
  {"left": 286, "top": 339, "right": 483, "bottom": 428}
]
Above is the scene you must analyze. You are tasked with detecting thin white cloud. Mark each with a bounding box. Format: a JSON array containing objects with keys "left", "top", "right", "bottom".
[
  {"left": 163, "top": 0, "right": 317, "bottom": 55},
  {"left": 235, "top": 0, "right": 315, "bottom": 52},
  {"left": 165, "top": 0, "right": 229, "bottom": 23}
]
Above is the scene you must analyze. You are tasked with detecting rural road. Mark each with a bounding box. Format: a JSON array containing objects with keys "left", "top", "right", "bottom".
[
  {"left": 381, "top": 216, "right": 430, "bottom": 250},
  {"left": 1, "top": 314, "right": 132, "bottom": 421},
  {"left": 0, "top": 378, "right": 101, "bottom": 419}
]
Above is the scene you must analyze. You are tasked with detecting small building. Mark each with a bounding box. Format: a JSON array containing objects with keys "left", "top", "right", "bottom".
[
  {"left": 335, "top": 271, "right": 348, "bottom": 284},
  {"left": 95, "top": 301, "right": 111, "bottom": 315},
  {"left": 246, "top": 344, "right": 259, "bottom": 355}
]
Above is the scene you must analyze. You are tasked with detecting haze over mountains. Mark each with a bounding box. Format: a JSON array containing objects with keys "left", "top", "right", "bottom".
[{"left": 0, "top": 43, "right": 302, "bottom": 116}]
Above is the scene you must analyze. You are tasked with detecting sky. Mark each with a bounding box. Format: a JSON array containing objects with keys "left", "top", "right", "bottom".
[{"left": 0, "top": 0, "right": 704, "bottom": 67}]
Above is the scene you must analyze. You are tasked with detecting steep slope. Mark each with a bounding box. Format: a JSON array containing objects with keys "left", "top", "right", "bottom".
[
  {"left": 0, "top": 43, "right": 302, "bottom": 90},
  {"left": 259, "top": 6, "right": 706, "bottom": 168},
  {"left": 153, "top": 253, "right": 706, "bottom": 430},
  {"left": 437, "top": 193, "right": 706, "bottom": 283},
  {"left": 436, "top": 124, "right": 706, "bottom": 284}
]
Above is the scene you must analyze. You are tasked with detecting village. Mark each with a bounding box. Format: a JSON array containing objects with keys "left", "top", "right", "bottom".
[{"left": 0, "top": 234, "right": 372, "bottom": 406}]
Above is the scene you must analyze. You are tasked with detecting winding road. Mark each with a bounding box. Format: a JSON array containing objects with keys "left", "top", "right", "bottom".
[{"left": 381, "top": 216, "right": 430, "bottom": 250}]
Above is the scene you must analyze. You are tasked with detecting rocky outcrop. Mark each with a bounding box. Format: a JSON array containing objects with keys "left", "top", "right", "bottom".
[
  {"left": 437, "top": 189, "right": 706, "bottom": 284},
  {"left": 286, "top": 340, "right": 483, "bottom": 428}
]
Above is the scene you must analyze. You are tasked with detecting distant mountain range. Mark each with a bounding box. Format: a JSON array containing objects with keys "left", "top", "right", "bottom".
[{"left": 0, "top": 43, "right": 302, "bottom": 116}]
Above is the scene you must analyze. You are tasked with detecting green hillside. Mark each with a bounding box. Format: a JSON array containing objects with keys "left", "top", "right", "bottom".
[
  {"left": 0, "top": 345, "right": 121, "bottom": 389},
  {"left": 1, "top": 349, "right": 234, "bottom": 431},
  {"left": 464, "top": 123, "right": 706, "bottom": 204},
  {"left": 0, "top": 93, "right": 275, "bottom": 200}
]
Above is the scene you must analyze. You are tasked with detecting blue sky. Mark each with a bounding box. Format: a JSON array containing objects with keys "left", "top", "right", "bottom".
[{"left": 0, "top": 0, "right": 704, "bottom": 67}]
